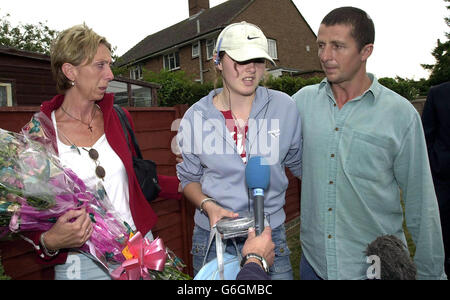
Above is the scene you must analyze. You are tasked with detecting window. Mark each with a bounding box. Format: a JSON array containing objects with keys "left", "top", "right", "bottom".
[
  {"left": 268, "top": 39, "right": 278, "bottom": 60},
  {"left": 131, "top": 85, "right": 152, "bottom": 107},
  {"left": 0, "top": 82, "right": 13, "bottom": 107},
  {"left": 107, "top": 80, "right": 128, "bottom": 106},
  {"left": 206, "top": 39, "right": 216, "bottom": 60},
  {"left": 192, "top": 43, "right": 199, "bottom": 58},
  {"left": 163, "top": 52, "right": 180, "bottom": 71},
  {"left": 130, "top": 65, "right": 143, "bottom": 80},
  {"left": 107, "top": 79, "right": 155, "bottom": 107}
]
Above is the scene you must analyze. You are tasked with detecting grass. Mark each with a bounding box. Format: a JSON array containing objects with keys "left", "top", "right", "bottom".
[{"left": 286, "top": 218, "right": 301, "bottom": 280}]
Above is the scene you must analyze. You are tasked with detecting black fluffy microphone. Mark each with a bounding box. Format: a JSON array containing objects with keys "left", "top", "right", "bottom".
[{"left": 245, "top": 156, "right": 270, "bottom": 236}]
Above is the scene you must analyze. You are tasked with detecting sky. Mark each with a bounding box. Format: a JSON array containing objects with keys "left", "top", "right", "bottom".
[{"left": 1, "top": 0, "right": 448, "bottom": 80}]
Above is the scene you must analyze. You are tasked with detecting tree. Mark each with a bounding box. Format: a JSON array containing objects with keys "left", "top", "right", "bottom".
[
  {"left": 0, "top": 11, "right": 58, "bottom": 55},
  {"left": 1, "top": 11, "right": 121, "bottom": 64},
  {"left": 422, "top": 0, "right": 450, "bottom": 85},
  {"left": 378, "top": 77, "right": 423, "bottom": 100}
]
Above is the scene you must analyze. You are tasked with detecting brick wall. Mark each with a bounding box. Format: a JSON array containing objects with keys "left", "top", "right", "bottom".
[
  {"left": 411, "top": 98, "right": 426, "bottom": 116},
  {"left": 143, "top": 56, "right": 164, "bottom": 75},
  {"left": 235, "top": 0, "right": 321, "bottom": 72},
  {"left": 143, "top": 40, "right": 218, "bottom": 84}
]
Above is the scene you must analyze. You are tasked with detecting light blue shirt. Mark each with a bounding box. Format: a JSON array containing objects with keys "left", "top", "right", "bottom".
[
  {"left": 177, "top": 88, "right": 302, "bottom": 231},
  {"left": 293, "top": 74, "right": 446, "bottom": 280}
]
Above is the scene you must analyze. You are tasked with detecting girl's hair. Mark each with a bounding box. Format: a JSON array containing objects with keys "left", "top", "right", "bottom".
[
  {"left": 213, "top": 51, "right": 226, "bottom": 95},
  {"left": 50, "top": 23, "right": 111, "bottom": 94}
]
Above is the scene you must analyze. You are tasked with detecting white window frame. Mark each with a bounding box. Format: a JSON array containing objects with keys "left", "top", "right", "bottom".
[
  {"left": 130, "top": 65, "right": 143, "bottom": 80},
  {"left": 206, "top": 39, "right": 216, "bottom": 60},
  {"left": 0, "top": 82, "right": 13, "bottom": 107},
  {"left": 163, "top": 52, "right": 180, "bottom": 71},
  {"left": 192, "top": 43, "right": 199, "bottom": 58},
  {"left": 268, "top": 39, "right": 278, "bottom": 60}
]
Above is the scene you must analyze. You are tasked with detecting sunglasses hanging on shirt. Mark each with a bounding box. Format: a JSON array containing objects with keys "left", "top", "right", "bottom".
[
  {"left": 82, "top": 147, "right": 106, "bottom": 180},
  {"left": 57, "top": 127, "right": 106, "bottom": 181}
]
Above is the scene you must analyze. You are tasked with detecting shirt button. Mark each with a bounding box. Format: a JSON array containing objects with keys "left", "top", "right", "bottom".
[
  {"left": 335, "top": 128, "right": 339, "bottom": 131},
  {"left": 328, "top": 208, "right": 333, "bottom": 212},
  {"left": 330, "top": 154, "right": 335, "bottom": 158},
  {"left": 328, "top": 235, "right": 332, "bottom": 239},
  {"left": 329, "top": 181, "right": 334, "bottom": 184}
]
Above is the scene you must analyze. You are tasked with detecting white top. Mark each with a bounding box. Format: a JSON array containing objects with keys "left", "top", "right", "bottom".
[{"left": 51, "top": 111, "right": 136, "bottom": 231}]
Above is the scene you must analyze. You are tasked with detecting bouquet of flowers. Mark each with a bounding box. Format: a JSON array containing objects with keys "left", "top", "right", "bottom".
[
  {"left": 0, "top": 124, "right": 129, "bottom": 267},
  {"left": 0, "top": 113, "right": 190, "bottom": 279}
]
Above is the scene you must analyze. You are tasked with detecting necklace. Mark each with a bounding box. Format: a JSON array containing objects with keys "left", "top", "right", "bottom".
[
  {"left": 230, "top": 110, "right": 248, "bottom": 136},
  {"left": 61, "top": 104, "right": 97, "bottom": 132},
  {"left": 57, "top": 128, "right": 81, "bottom": 155},
  {"left": 57, "top": 127, "right": 106, "bottom": 181},
  {"left": 220, "top": 94, "right": 249, "bottom": 135}
]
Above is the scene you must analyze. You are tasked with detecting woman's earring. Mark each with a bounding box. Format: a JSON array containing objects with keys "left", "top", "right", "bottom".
[
  {"left": 70, "top": 81, "right": 75, "bottom": 87},
  {"left": 214, "top": 55, "right": 220, "bottom": 66}
]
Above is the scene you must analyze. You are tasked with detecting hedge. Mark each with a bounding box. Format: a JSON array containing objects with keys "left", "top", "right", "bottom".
[{"left": 142, "top": 69, "right": 429, "bottom": 106}]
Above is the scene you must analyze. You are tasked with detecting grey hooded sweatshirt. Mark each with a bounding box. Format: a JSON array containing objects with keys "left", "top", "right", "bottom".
[{"left": 176, "top": 87, "right": 302, "bottom": 231}]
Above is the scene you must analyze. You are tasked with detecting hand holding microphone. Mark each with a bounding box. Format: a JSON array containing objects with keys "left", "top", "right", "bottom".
[
  {"left": 242, "top": 226, "right": 275, "bottom": 267},
  {"left": 214, "top": 156, "right": 270, "bottom": 239},
  {"left": 245, "top": 156, "right": 270, "bottom": 236}
]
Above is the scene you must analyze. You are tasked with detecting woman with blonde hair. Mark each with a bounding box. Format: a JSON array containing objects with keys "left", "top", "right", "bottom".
[{"left": 22, "top": 24, "right": 159, "bottom": 280}]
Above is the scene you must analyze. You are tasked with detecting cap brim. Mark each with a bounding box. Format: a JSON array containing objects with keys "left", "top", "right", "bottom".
[{"left": 226, "top": 47, "right": 276, "bottom": 66}]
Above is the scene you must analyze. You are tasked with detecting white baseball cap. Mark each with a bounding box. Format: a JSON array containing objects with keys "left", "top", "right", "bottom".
[{"left": 215, "top": 21, "right": 275, "bottom": 65}]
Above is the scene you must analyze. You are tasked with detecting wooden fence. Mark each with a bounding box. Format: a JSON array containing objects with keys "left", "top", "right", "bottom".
[{"left": 0, "top": 105, "right": 300, "bottom": 279}]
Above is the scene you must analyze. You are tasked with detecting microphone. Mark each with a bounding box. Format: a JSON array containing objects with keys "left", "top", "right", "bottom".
[{"left": 245, "top": 156, "right": 270, "bottom": 236}]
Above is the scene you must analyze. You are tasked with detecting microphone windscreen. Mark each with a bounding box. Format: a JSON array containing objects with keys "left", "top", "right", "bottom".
[{"left": 245, "top": 156, "right": 270, "bottom": 190}]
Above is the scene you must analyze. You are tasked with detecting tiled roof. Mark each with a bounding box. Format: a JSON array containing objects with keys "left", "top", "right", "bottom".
[{"left": 117, "top": 0, "right": 253, "bottom": 66}]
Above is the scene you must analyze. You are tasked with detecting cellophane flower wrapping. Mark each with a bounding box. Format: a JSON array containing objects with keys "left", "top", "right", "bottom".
[{"left": 0, "top": 112, "right": 129, "bottom": 270}]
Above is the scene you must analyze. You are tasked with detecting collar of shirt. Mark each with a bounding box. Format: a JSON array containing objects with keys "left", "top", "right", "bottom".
[{"left": 317, "top": 73, "right": 383, "bottom": 105}]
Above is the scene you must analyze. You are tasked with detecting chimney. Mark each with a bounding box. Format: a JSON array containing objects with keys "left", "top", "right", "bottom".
[{"left": 189, "top": 0, "right": 210, "bottom": 17}]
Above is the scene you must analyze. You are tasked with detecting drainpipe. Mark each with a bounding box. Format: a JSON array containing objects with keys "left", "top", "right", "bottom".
[{"left": 197, "top": 19, "right": 204, "bottom": 84}]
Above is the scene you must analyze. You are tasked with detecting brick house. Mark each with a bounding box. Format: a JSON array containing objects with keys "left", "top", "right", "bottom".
[{"left": 117, "top": 0, "right": 323, "bottom": 83}]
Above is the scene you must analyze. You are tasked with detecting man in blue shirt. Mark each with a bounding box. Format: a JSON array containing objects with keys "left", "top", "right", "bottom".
[{"left": 292, "top": 6, "right": 446, "bottom": 279}]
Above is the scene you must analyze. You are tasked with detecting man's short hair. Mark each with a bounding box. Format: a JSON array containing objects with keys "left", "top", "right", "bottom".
[{"left": 321, "top": 6, "right": 375, "bottom": 51}]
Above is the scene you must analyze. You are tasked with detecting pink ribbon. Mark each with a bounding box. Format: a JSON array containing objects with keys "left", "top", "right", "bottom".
[{"left": 111, "top": 232, "right": 167, "bottom": 280}]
